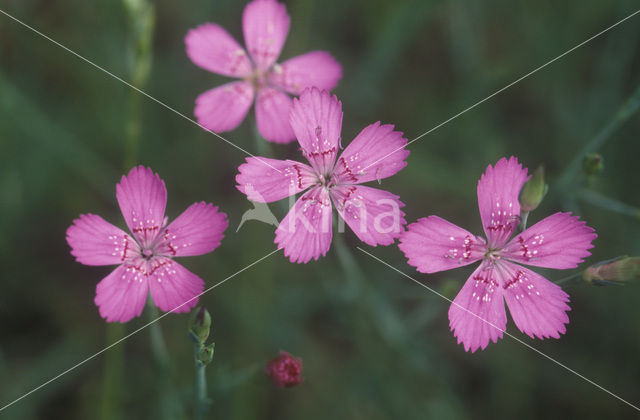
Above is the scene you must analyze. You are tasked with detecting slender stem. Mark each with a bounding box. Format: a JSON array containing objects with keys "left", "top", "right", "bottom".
[
  {"left": 99, "top": 324, "right": 124, "bottom": 420},
  {"left": 332, "top": 234, "right": 413, "bottom": 350},
  {"left": 334, "top": 233, "right": 365, "bottom": 277},
  {"left": 557, "top": 83, "right": 640, "bottom": 190},
  {"left": 195, "top": 362, "right": 207, "bottom": 407},
  {"left": 252, "top": 117, "right": 273, "bottom": 156},
  {"left": 554, "top": 271, "right": 584, "bottom": 285},
  {"left": 332, "top": 224, "right": 366, "bottom": 299},
  {"left": 100, "top": 2, "right": 155, "bottom": 417},
  {"left": 122, "top": 3, "right": 183, "bottom": 416},
  {"left": 147, "top": 297, "right": 170, "bottom": 370},
  {"left": 124, "top": 92, "right": 143, "bottom": 169},
  {"left": 517, "top": 211, "right": 529, "bottom": 232},
  {"left": 578, "top": 188, "right": 640, "bottom": 219},
  {"left": 122, "top": 0, "right": 155, "bottom": 169},
  {"left": 146, "top": 298, "right": 186, "bottom": 419},
  {"left": 194, "top": 348, "right": 209, "bottom": 420}
]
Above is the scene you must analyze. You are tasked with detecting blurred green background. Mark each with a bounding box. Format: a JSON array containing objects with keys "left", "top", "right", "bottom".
[{"left": 1, "top": 0, "right": 640, "bottom": 418}]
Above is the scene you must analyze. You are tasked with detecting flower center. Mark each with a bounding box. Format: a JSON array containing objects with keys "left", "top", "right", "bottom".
[
  {"left": 245, "top": 67, "right": 269, "bottom": 90},
  {"left": 315, "top": 172, "right": 339, "bottom": 190},
  {"left": 142, "top": 248, "right": 154, "bottom": 260},
  {"left": 484, "top": 248, "right": 503, "bottom": 263},
  {"left": 316, "top": 174, "right": 327, "bottom": 186}
]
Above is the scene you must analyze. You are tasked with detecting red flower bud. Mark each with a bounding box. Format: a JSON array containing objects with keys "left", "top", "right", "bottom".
[{"left": 265, "top": 351, "right": 303, "bottom": 388}]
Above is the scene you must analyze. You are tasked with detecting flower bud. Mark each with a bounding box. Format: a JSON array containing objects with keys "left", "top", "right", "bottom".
[
  {"left": 189, "top": 306, "right": 212, "bottom": 344},
  {"left": 265, "top": 351, "right": 303, "bottom": 388},
  {"left": 582, "top": 153, "right": 604, "bottom": 176},
  {"left": 519, "top": 165, "right": 548, "bottom": 212},
  {"left": 583, "top": 256, "right": 640, "bottom": 285},
  {"left": 196, "top": 342, "right": 215, "bottom": 365}
]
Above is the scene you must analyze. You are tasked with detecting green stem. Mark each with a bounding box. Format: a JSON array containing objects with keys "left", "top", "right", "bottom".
[
  {"left": 99, "top": 324, "right": 124, "bottom": 420},
  {"left": 557, "top": 83, "right": 640, "bottom": 190},
  {"left": 147, "top": 298, "right": 185, "bottom": 419},
  {"left": 122, "top": 0, "right": 155, "bottom": 169},
  {"left": 332, "top": 224, "right": 365, "bottom": 300},
  {"left": 194, "top": 349, "right": 209, "bottom": 420},
  {"left": 147, "top": 298, "right": 170, "bottom": 370},
  {"left": 252, "top": 117, "right": 273, "bottom": 156},
  {"left": 554, "top": 271, "right": 584, "bottom": 285},
  {"left": 334, "top": 233, "right": 365, "bottom": 277},
  {"left": 517, "top": 211, "right": 530, "bottom": 232},
  {"left": 332, "top": 235, "right": 409, "bottom": 345},
  {"left": 578, "top": 188, "right": 640, "bottom": 219},
  {"left": 124, "top": 92, "right": 143, "bottom": 169},
  {"left": 100, "top": 2, "right": 155, "bottom": 417}
]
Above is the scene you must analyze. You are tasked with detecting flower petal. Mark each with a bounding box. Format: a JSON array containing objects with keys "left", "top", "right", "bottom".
[
  {"left": 268, "top": 51, "right": 342, "bottom": 95},
  {"left": 398, "top": 216, "right": 486, "bottom": 274},
  {"left": 333, "top": 122, "right": 409, "bottom": 185},
  {"left": 116, "top": 166, "right": 167, "bottom": 247},
  {"left": 236, "top": 157, "right": 317, "bottom": 203},
  {"left": 331, "top": 185, "right": 406, "bottom": 247},
  {"left": 242, "top": 0, "right": 290, "bottom": 70},
  {"left": 255, "top": 87, "right": 295, "bottom": 143},
  {"left": 275, "top": 186, "right": 333, "bottom": 263},
  {"left": 194, "top": 81, "right": 254, "bottom": 133},
  {"left": 501, "top": 212, "right": 596, "bottom": 269},
  {"left": 94, "top": 264, "right": 149, "bottom": 323},
  {"left": 185, "top": 23, "right": 252, "bottom": 77},
  {"left": 66, "top": 214, "right": 139, "bottom": 266},
  {"left": 148, "top": 258, "right": 205, "bottom": 313},
  {"left": 156, "top": 202, "right": 228, "bottom": 257},
  {"left": 448, "top": 261, "right": 507, "bottom": 352},
  {"left": 477, "top": 156, "right": 529, "bottom": 248},
  {"left": 289, "top": 88, "right": 343, "bottom": 174},
  {"left": 498, "top": 261, "right": 570, "bottom": 340}
]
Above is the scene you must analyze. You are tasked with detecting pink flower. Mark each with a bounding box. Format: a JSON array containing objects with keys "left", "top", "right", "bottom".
[
  {"left": 66, "top": 166, "right": 228, "bottom": 323},
  {"left": 185, "top": 0, "right": 342, "bottom": 144},
  {"left": 265, "top": 351, "right": 303, "bottom": 388},
  {"left": 399, "top": 157, "right": 597, "bottom": 352},
  {"left": 236, "top": 88, "right": 409, "bottom": 263}
]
